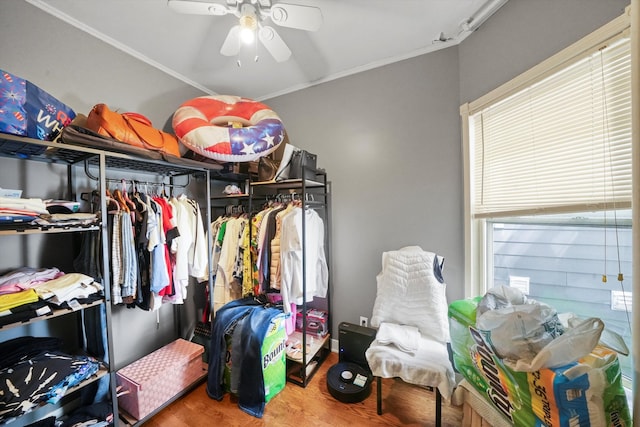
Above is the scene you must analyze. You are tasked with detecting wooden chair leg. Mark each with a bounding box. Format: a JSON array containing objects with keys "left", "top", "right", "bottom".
[
  {"left": 376, "top": 376, "right": 382, "bottom": 415},
  {"left": 375, "top": 379, "right": 441, "bottom": 425},
  {"left": 435, "top": 387, "right": 442, "bottom": 427},
  {"left": 374, "top": 378, "right": 441, "bottom": 424}
]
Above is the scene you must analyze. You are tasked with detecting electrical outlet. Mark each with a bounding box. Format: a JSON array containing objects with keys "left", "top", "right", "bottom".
[{"left": 359, "top": 316, "right": 368, "bottom": 327}]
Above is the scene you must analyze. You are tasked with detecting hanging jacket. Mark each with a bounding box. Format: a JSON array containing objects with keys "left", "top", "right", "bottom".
[{"left": 206, "top": 297, "right": 283, "bottom": 418}]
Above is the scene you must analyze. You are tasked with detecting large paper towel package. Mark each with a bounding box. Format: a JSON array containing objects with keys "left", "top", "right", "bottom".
[
  {"left": 224, "top": 313, "right": 286, "bottom": 403},
  {"left": 449, "top": 297, "right": 631, "bottom": 426}
]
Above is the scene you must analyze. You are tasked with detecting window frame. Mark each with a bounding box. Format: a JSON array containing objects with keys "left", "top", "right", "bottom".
[
  {"left": 461, "top": 11, "right": 631, "bottom": 299},
  {"left": 461, "top": 5, "right": 637, "bottom": 404}
]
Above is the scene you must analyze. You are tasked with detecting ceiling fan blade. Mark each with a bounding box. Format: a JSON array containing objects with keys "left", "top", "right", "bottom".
[
  {"left": 220, "top": 25, "right": 242, "bottom": 56},
  {"left": 167, "top": 0, "right": 230, "bottom": 16},
  {"left": 258, "top": 26, "right": 291, "bottom": 62},
  {"left": 268, "top": 3, "right": 322, "bottom": 31}
]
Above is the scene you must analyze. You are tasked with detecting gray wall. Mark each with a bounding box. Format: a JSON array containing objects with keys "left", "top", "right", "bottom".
[
  {"left": 0, "top": 1, "right": 205, "bottom": 127},
  {"left": 265, "top": 49, "right": 464, "bottom": 334},
  {"left": 459, "top": 0, "right": 629, "bottom": 103},
  {"left": 0, "top": 0, "right": 629, "bottom": 360},
  {"left": 267, "top": 0, "right": 629, "bottom": 335},
  {"left": 0, "top": 1, "right": 208, "bottom": 368}
]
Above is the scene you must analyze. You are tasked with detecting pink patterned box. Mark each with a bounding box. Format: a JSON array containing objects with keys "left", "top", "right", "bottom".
[{"left": 116, "top": 338, "right": 206, "bottom": 420}]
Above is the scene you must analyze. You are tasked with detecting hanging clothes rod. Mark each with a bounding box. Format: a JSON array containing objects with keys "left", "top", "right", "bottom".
[
  {"left": 104, "top": 177, "right": 190, "bottom": 189},
  {"left": 83, "top": 160, "right": 190, "bottom": 188},
  {"left": 262, "top": 192, "right": 317, "bottom": 202}
]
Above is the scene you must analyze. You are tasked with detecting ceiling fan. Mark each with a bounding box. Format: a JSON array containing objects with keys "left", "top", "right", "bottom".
[{"left": 168, "top": 0, "right": 323, "bottom": 63}]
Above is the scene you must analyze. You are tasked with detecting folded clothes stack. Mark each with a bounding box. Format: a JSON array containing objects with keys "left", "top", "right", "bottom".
[
  {"left": 0, "top": 266, "right": 64, "bottom": 295},
  {"left": 0, "top": 196, "right": 48, "bottom": 225},
  {"left": 0, "top": 336, "right": 100, "bottom": 423},
  {"left": 0, "top": 267, "right": 103, "bottom": 325},
  {"left": 32, "top": 272, "right": 103, "bottom": 305},
  {"left": 0, "top": 196, "right": 98, "bottom": 228},
  {"left": 34, "top": 212, "right": 99, "bottom": 227}
]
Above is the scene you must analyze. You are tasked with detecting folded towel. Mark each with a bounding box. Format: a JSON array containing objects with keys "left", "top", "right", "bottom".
[{"left": 376, "top": 322, "right": 420, "bottom": 353}]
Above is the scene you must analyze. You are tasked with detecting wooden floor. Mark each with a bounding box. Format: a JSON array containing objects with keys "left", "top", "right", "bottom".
[{"left": 143, "top": 351, "right": 462, "bottom": 426}]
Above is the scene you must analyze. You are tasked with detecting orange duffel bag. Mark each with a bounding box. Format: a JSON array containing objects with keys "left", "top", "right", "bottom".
[{"left": 86, "top": 103, "right": 181, "bottom": 158}]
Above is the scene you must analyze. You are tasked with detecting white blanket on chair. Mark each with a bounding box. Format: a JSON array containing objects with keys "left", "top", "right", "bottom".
[
  {"left": 375, "top": 322, "right": 420, "bottom": 353},
  {"left": 365, "top": 334, "right": 455, "bottom": 399}
]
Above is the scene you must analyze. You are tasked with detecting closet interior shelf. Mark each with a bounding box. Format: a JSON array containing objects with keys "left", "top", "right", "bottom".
[
  {"left": 0, "top": 299, "right": 105, "bottom": 331},
  {"left": 0, "top": 225, "right": 100, "bottom": 236},
  {"left": 34, "top": 365, "right": 110, "bottom": 412},
  {"left": 250, "top": 177, "right": 326, "bottom": 190},
  {"left": 0, "top": 133, "right": 211, "bottom": 177},
  {"left": 210, "top": 193, "right": 249, "bottom": 201},
  {"left": 286, "top": 331, "right": 330, "bottom": 362}
]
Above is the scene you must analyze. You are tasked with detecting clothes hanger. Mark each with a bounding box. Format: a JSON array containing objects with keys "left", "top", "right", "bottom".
[
  {"left": 132, "top": 181, "right": 147, "bottom": 212},
  {"left": 112, "top": 188, "right": 130, "bottom": 213},
  {"left": 121, "top": 179, "right": 136, "bottom": 211},
  {"left": 105, "top": 184, "right": 120, "bottom": 214}
]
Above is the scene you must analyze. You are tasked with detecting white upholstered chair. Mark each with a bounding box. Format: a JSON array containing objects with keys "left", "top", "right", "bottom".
[{"left": 365, "top": 246, "right": 455, "bottom": 427}]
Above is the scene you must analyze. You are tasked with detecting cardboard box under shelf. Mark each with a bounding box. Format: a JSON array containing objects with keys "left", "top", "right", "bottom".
[{"left": 116, "top": 338, "right": 206, "bottom": 421}]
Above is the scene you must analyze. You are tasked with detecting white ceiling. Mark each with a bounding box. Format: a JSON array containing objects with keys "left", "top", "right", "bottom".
[{"left": 27, "top": 0, "right": 508, "bottom": 101}]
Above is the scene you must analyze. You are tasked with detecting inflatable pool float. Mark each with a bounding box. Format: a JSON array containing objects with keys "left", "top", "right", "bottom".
[{"left": 172, "top": 95, "right": 285, "bottom": 162}]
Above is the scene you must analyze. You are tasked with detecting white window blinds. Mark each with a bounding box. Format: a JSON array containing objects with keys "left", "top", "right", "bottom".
[{"left": 470, "top": 37, "right": 631, "bottom": 218}]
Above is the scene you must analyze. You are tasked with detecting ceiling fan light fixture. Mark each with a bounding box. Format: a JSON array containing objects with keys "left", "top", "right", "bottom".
[
  {"left": 170, "top": 0, "right": 323, "bottom": 62},
  {"left": 239, "top": 8, "right": 257, "bottom": 44},
  {"left": 239, "top": 27, "right": 255, "bottom": 44},
  {"left": 239, "top": 25, "right": 256, "bottom": 44}
]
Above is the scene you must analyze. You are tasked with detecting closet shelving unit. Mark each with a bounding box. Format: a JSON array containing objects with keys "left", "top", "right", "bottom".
[
  {"left": 0, "top": 132, "right": 215, "bottom": 426},
  {"left": 248, "top": 167, "right": 331, "bottom": 387},
  {"left": 210, "top": 188, "right": 250, "bottom": 217},
  {"left": 0, "top": 293, "right": 110, "bottom": 427}
]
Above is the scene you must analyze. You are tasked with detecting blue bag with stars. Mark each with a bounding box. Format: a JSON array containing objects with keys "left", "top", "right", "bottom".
[{"left": 0, "top": 69, "right": 75, "bottom": 142}]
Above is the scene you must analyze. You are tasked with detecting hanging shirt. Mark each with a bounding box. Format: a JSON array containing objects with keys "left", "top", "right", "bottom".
[
  {"left": 111, "top": 211, "right": 123, "bottom": 305},
  {"left": 153, "top": 197, "right": 179, "bottom": 297},
  {"left": 147, "top": 198, "right": 170, "bottom": 295},
  {"left": 250, "top": 209, "right": 267, "bottom": 295},
  {"left": 210, "top": 217, "right": 226, "bottom": 280},
  {"left": 232, "top": 217, "right": 248, "bottom": 285},
  {"left": 181, "top": 196, "right": 208, "bottom": 280},
  {"left": 167, "top": 197, "right": 190, "bottom": 304},
  {"left": 120, "top": 211, "right": 138, "bottom": 301},
  {"left": 280, "top": 207, "right": 328, "bottom": 313},
  {"left": 269, "top": 204, "right": 294, "bottom": 290},
  {"left": 240, "top": 219, "right": 253, "bottom": 297},
  {"left": 256, "top": 208, "right": 275, "bottom": 291},
  {"left": 213, "top": 217, "right": 243, "bottom": 313},
  {"left": 133, "top": 192, "right": 151, "bottom": 310},
  {"left": 260, "top": 205, "right": 285, "bottom": 292}
]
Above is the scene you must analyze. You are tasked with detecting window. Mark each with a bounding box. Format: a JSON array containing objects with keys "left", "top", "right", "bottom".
[
  {"left": 461, "top": 13, "right": 633, "bottom": 381},
  {"left": 488, "top": 211, "right": 632, "bottom": 380},
  {"left": 471, "top": 36, "right": 631, "bottom": 219}
]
